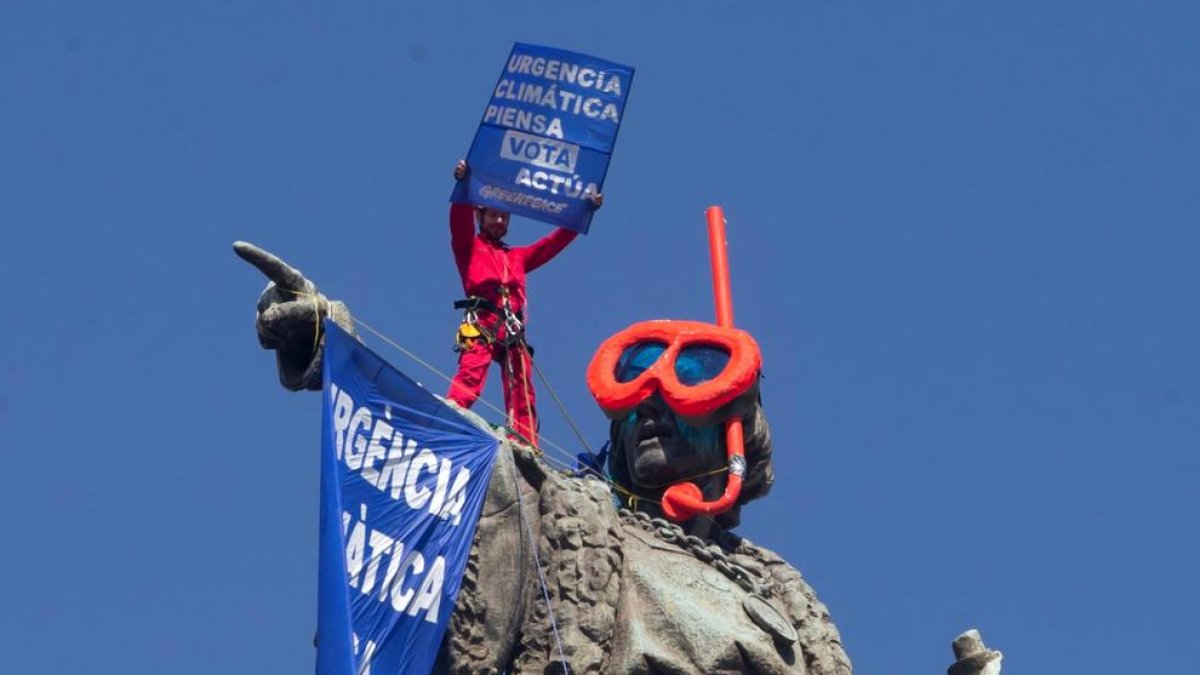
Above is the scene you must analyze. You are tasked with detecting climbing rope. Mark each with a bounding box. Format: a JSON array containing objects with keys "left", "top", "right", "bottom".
[
  {"left": 528, "top": 350, "right": 593, "bottom": 455},
  {"left": 267, "top": 292, "right": 661, "bottom": 508},
  {"left": 350, "top": 315, "right": 658, "bottom": 508},
  {"left": 508, "top": 445, "right": 571, "bottom": 673}
]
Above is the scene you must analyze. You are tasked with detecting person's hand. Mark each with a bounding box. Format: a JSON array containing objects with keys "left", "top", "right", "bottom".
[
  {"left": 454, "top": 159, "right": 469, "bottom": 181},
  {"left": 586, "top": 191, "right": 604, "bottom": 210}
]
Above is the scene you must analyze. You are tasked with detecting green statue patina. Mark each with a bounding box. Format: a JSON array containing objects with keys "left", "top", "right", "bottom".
[{"left": 236, "top": 241, "right": 851, "bottom": 674}]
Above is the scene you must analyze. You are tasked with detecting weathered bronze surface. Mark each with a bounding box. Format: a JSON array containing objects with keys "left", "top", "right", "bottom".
[{"left": 236, "top": 242, "right": 853, "bottom": 674}]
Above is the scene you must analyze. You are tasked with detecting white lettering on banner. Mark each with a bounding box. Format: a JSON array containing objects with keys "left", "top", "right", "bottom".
[
  {"left": 344, "top": 407, "right": 372, "bottom": 469},
  {"left": 352, "top": 633, "right": 377, "bottom": 675},
  {"left": 329, "top": 386, "right": 474, "bottom": 526},
  {"left": 500, "top": 129, "right": 579, "bottom": 173},
  {"left": 478, "top": 185, "right": 569, "bottom": 214},
  {"left": 514, "top": 168, "right": 598, "bottom": 200},
  {"left": 404, "top": 449, "right": 437, "bottom": 509},
  {"left": 491, "top": 79, "right": 620, "bottom": 123},
  {"left": 505, "top": 54, "right": 624, "bottom": 96},
  {"left": 482, "top": 105, "right": 564, "bottom": 139},
  {"left": 343, "top": 504, "right": 446, "bottom": 625},
  {"left": 331, "top": 382, "right": 351, "bottom": 459},
  {"left": 361, "top": 418, "right": 393, "bottom": 487}
]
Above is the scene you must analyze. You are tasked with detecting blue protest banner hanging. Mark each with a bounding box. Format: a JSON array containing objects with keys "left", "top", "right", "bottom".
[
  {"left": 317, "top": 321, "right": 500, "bottom": 675},
  {"left": 452, "top": 42, "right": 635, "bottom": 234}
]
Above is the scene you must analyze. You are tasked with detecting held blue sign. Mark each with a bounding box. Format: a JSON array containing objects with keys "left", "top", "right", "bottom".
[
  {"left": 317, "top": 321, "right": 500, "bottom": 675},
  {"left": 452, "top": 42, "right": 635, "bottom": 234}
]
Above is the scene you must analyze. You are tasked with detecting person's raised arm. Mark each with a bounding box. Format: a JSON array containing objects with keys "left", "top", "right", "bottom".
[
  {"left": 522, "top": 191, "right": 602, "bottom": 272},
  {"left": 450, "top": 160, "right": 476, "bottom": 275},
  {"left": 522, "top": 227, "right": 578, "bottom": 272}
]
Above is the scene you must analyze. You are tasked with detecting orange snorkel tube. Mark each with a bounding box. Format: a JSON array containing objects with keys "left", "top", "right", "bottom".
[{"left": 659, "top": 206, "right": 746, "bottom": 522}]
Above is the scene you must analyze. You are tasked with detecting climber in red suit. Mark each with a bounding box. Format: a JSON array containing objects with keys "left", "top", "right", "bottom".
[{"left": 447, "top": 159, "right": 601, "bottom": 447}]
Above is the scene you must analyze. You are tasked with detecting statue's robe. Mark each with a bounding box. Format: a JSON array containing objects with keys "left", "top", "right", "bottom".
[
  {"left": 246, "top": 289, "right": 850, "bottom": 674},
  {"left": 437, "top": 416, "right": 852, "bottom": 675}
]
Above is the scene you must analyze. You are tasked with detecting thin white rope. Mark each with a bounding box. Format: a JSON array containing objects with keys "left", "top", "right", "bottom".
[
  {"left": 272, "top": 292, "right": 638, "bottom": 490},
  {"left": 293, "top": 294, "right": 580, "bottom": 472},
  {"left": 348, "top": 315, "right": 659, "bottom": 509},
  {"left": 509, "top": 444, "right": 571, "bottom": 672},
  {"left": 529, "top": 353, "right": 593, "bottom": 455},
  {"left": 346, "top": 315, "right": 572, "bottom": 669},
  {"left": 350, "top": 316, "right": 612, "bottom": 483}
]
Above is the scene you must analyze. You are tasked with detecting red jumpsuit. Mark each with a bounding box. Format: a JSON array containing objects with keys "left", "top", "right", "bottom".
[{"left": 446, "top": 203, "right": 578, "bottom": 446}]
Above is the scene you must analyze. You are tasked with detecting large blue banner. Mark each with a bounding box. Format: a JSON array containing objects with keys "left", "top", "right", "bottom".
[
  {"left": 452, "top": 42, "right": 635, "bottom": 234},
  {"left": 317, "top": 321, "right": 500, "bottom": 675}
]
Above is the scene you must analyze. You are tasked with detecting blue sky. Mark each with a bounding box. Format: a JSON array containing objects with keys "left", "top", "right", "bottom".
[{"left": 2, "top": 2, "right": 1197, "bottom": 673}]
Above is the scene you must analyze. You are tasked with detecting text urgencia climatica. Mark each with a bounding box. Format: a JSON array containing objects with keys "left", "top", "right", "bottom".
[{"left": 329, "top": 383, "right": 474, "bottom": 626}]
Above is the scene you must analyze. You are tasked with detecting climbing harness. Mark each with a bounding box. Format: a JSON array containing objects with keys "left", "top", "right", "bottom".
[
  {"left": 452, "top": 294, "right": 528, "bottom": 351},
  {"left": 275, "top": 294, "right": 654, "bottom": 515},
  {"left": 452, "top": 288, "right": 541, "bottom": 446},
  {"left": 353, "top": 315, "right": 602, "bottom": 477}
]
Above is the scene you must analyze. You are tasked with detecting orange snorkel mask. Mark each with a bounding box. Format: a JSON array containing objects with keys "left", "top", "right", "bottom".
[
  {"left": 586, "top": 206, "right": 755, "bottom": 523},
  {"left": 587, "top": 320, "right": 761, "bottom": 426}
]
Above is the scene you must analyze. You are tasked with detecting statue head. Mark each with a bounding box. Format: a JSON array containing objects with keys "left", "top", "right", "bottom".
[{"left": 587, "top": 320, "right": 775, "bottom": 528}]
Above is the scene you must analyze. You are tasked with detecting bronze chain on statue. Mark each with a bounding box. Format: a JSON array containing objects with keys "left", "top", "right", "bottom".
[{"left": 617, "top": 508, "right": 798, "bottom": 644}]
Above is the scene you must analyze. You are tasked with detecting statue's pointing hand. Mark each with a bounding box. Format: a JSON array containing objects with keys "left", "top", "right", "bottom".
[
  {"left": 235, "top": 240, "right": 313, "bottom": 297},
  {"left": 233, "top": 241, "right": 354, "bottom": 391},
  {"left": 234, "top": 241, "right": 323, "bottom": 347}
]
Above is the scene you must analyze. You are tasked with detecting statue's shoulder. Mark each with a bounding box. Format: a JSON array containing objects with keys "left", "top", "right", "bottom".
[
  {"left": 534, "top": 460, "right": 626, "bottom": 575},
  {"left": 510, "top": 456, "right": 625, "bottom": 674},
  {"left": 440, "top": 447, "right": 624, "bottom": 674},
  {"left": 540, "top": 462, "right": 620, "bottom": 518},
  {"left": 732, "top": 536, "right": 854, "bottom": 675}
]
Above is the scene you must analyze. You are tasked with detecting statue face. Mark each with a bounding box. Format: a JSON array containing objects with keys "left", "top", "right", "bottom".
[{"left": 619, "top": 394, "right": 725, "bottom": 489}]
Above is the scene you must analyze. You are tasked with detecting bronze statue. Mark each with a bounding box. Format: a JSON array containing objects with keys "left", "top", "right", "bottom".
[
  {"left": 947, "top": 630, "right": 1002, "bottom": 675},
  {"left": 235, "top": 241, "right": 853, "bottom": 674}
]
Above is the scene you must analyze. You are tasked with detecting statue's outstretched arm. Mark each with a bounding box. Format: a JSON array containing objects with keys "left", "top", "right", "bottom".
[
  {"left": 233, "top": 241, "right": 355, "bottom": 391},
  {"left": 235, "top": 242, "right": 549, "bottom": 671}
]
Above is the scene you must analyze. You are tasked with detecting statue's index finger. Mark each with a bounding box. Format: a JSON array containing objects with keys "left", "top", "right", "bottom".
[{"left": 233, "top": 241, "right": 308, "bottom": 292}]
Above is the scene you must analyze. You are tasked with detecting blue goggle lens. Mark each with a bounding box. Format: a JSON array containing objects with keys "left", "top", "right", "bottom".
[
  {"left": 675, "top": 344, "right": 731, "bottom": 385},
  {"left": 615, "top": 342, "right": 666, "bottom": 383},
  {"left": 614, "top": 342, "right": 731, "bottom": 386}
]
